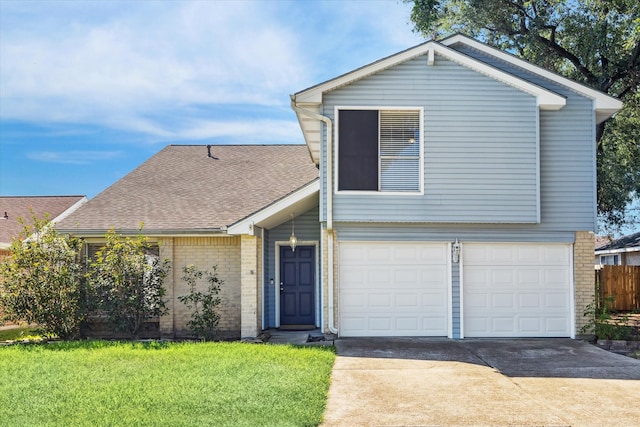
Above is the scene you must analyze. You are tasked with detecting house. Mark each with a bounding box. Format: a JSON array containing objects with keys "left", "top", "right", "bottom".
[
  {"left": 58, "top": 34, "right": 622, "bottom": 339},
  {"left": 595, "top": 231, "right": 640, "bottom": 266},
  {"left": 56, "top": 145, "right": 319, "bottom": 338},
  {"left": 0, "top": 195, "right": 87, "bottom": 259}
]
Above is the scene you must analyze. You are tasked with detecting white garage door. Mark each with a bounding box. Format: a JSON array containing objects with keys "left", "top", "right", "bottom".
[
  {"left": 463, "top": 243, "right": 572, "bottom": 338},
  {"left": 339, "top": 242, "right": 449, "bottom": 337}
]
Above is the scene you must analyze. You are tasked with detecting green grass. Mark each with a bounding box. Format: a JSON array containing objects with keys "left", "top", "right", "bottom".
[
  {"left": 0, "top": 326, "right": 47, "bottom": 341},
  {"left": 0, "top": 341, "right": 336, "bottom": 427}
]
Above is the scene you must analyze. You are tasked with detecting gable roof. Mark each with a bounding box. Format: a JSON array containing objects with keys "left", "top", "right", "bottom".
[
  {"left": 0, "top": 195, "right": 87, "bottom": 248},
  {"left": 596, "top": 231, "right": 640, "bottom": 254},
  {"left": 441, "top": 34, "right": 622, "bottom": 124},
  {"left": 56, "top": 145, "right": 318, "bottom": 235},
  {"left": 292, "top": 34, "right": 622, "bottom": 164}
]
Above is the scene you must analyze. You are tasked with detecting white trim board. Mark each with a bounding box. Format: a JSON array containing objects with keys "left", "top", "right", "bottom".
[
  {"left": 441, "top": 34, "right": 622, "bottom": 123},
  {"left": 293, "top": 40, "right": 566, "bottom": 111}
]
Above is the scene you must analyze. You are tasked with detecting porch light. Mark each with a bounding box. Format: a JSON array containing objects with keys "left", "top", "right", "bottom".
[
  {"left": 452, "top": 239, "right": 461, "bottom": 263},
  {"left": 289, "top": 213, "right": 297, "bottom": 252}
]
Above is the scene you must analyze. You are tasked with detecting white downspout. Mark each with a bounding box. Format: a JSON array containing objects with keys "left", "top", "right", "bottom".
[
  {"left": 290, "top": 98, "right": 338, "bottom": 334},
  {"left": 261, "top": 227, "right": 265, "bottom": 331}
]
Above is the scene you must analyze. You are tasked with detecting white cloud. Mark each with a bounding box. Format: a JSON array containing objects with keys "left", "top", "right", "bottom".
[
  {"left": 0, "top": 0, "right": 421, "bottom": 143},
  {"left": 27, "top": 150, "right": 123, "bottom": 165},
  {"left": 173, "top": 119, "right": 303, "bottom": 144},
  {"left": 1, "top": 1, "right": 309, "bottom": 123}
]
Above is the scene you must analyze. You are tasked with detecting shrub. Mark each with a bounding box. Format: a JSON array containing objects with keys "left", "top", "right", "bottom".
[
  {"left": 581, "top": 295, "right": 634, "bottom": 340},
  {"left": 178, "top": 265, "right": 222, "bottom": 340},
  {"left": 89, "top": 229, "right": 170, "bottom": 338},
  {"left": 0, "top": 215, "right": 87, "bottom": 339}
]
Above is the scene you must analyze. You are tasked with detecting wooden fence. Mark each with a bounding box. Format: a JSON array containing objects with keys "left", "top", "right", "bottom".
[{"left": 596, "top": 265, "right": 640, "bottom": 311}]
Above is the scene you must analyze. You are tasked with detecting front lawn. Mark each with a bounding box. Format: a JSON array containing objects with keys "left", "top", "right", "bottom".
[
  {"left": 0, "top": 326, "right": 46, "bottom": 341},
  {"left": 0, "top": 341, "right": 335, "bottom": 426}
]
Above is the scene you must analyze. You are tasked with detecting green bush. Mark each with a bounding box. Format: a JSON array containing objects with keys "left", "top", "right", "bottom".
[
  {"left": 178, "top": 265, "right": 222, "bottom": 340},
  {"left": 581, "top": 295, "right": 633, "bottom": 340},
  {"left": 0, "top": 215, "right": 87, "bottom": 339},
  {"left": 89, "top": 229, "right": 170, "bottom": 338}
]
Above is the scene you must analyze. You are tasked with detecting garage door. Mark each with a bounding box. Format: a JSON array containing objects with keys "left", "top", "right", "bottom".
[
  {"left": 339, "top": 242, "right": 449, "bottom": 337},
  {"left": 463, "top": 243, "right": 572, "bottom": 337}
]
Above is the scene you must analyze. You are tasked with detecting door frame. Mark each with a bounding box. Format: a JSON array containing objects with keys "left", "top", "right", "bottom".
[{"left": 274, "top": 241, "right": 320, "bottom": 328}]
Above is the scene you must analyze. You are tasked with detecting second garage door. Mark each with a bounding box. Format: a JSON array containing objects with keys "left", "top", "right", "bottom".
[
  {"left": 463, "top": 243, "right": 572, "bottom": 338},
  {"left": 339, "top": 242, "right": 449, "bottom": 337}
]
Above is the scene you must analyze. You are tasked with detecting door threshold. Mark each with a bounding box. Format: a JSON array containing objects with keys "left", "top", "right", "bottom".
[{"left": 278, "top": 325, "right": 316, "bottom": 331}]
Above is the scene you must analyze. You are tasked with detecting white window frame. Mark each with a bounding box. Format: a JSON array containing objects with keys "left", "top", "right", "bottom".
[
  {"left": 334, "top": 106, "right": 424, "bottom": 196},
  {"left": 599, "top": 254, "right": 620, "bottom": 265}
]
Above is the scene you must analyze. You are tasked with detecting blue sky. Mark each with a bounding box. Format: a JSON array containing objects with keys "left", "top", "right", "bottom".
[{"left": 0, "top": 0, "right": 423, "bottom": 198}]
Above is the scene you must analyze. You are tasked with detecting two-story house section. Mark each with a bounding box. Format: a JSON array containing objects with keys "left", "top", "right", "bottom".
[{"left": 291, "top": 34, "right": 622, "bottom": 339}]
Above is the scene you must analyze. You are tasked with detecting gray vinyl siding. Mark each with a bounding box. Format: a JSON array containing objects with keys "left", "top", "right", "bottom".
[
  {"left": 450, "top": 43, "right": 597, "bottom": 232},
  {"left": 320, "top": 49, "right": 596, "bottom": 233},
  {"left": 263, "top": 206, "right": 321, "bottom": 328},
  {"left": 323, "top": 54, "right": 539, "bottom": 224},
  {"left": 335, "top": 223, "right": 575, "bottom": 243}
]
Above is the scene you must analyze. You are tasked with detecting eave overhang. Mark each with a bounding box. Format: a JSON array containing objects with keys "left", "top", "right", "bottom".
[
  {"left": 441, "top": 34, "right": 623, "bottom": 124},
  {"left": 292, "top": 38, "right": 570, "bottom": 164},
  {"left": 227, "top": 179, "right": 320, "bottom": 235}
]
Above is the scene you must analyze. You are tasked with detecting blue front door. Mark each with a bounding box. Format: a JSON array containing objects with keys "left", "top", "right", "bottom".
[{"left": 280, "top": 245, "right": 315, "bottom": 326}]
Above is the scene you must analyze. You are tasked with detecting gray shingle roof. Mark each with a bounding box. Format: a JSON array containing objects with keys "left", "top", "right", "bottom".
[
  {"left": 56, "top": 145, "right": 318, "bottom": 234},
  {"left": 0, "top": 196, "right": 86, "bottom": 245},
  {"left": 597, "top": 231, "right": 640, "bottom": 252}
]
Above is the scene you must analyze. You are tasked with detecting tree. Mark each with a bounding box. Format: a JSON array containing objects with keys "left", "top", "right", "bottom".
[
  {"left": 407, "top": 0, "right": 640, "bottom": 231},
  {"left": 89, "top": 229, "right": 170, "bottom": 338},
  {"left": 0, "top": 214, "right": 87, "bottom": 339}
]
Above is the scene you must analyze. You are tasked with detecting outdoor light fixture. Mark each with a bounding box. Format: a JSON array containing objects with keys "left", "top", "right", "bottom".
[
  {"left": 289, "top": 213, "right": 297, "bottom": 252},
  {"left": 452, "top": 239, "right": 461, "bottom": 263}
]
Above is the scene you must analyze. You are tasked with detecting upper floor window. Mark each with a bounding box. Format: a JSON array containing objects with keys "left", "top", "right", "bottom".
[{"left": 337, "top": 108, "right": 422, "bottom": 193}]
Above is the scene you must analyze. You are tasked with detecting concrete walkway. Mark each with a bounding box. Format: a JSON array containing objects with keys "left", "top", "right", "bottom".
[{"left": 321, "top": 338, "right": 640, "bottom": 427}]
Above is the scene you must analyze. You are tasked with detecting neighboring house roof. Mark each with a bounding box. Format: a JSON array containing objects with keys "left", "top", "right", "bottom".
[
  {"left": 0, "top": 195, "right": 87, "bottom": 248},
  {"left": 595, "top": 231, "right": 640, "bottom": 254},
  {"left": 56, "top": 145, "right": 319, "bottom": 235},
  {"left": 291, "top": 33, "right": 622, "bottom": 164}
]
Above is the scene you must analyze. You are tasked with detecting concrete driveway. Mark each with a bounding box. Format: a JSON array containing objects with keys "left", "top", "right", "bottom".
[{"left": 321, "top": 338, "right": 640, "bottom": 427}]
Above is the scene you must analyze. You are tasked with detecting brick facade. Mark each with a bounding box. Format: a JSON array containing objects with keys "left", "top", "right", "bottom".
[
  {"left": 160, "top": 236, "right": 241, "bottom": 339},
  {"left": 240, "top": 234, "right": 260, "bottom": 338},
  {"left": 574, "top": 231, "right": 596, "bottom": 336}
]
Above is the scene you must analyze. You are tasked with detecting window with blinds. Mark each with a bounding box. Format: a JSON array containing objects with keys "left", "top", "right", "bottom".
[
  {"left": 379, "top": 110, "right": 420, "bottom": 192},
  {"left": 337, "top": 108, "right": 422, "bottom": 193}
]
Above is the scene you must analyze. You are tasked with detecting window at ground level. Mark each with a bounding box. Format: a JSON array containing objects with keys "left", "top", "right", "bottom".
[{"left": 338, "top": 109, "right": 421, "bottom": 192}]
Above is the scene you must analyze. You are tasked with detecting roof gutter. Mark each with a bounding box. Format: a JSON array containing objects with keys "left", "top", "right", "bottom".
[
  {"left": 290, "top": 97, "right": 337, "bottom": 335},
  {"left": 595, "top": 246, "right": 640, "bottom": 255},
  {"left": 54, "top": 228, "right": 230, "bottom": 237}
]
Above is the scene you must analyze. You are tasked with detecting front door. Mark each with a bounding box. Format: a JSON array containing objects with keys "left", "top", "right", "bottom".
[{"left": 280, "top": 245, "right": 315, "bottom": 327}]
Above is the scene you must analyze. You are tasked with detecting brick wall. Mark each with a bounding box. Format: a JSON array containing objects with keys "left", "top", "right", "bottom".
[
  {"left": 240, "top": 234, "right": 259, "bottom": 338},
  {"left": 574, "top": 231, "right": 596, "bottom": 335},
  {"left": 160, "top": 236, "right": 241, "bottom": 339}
]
